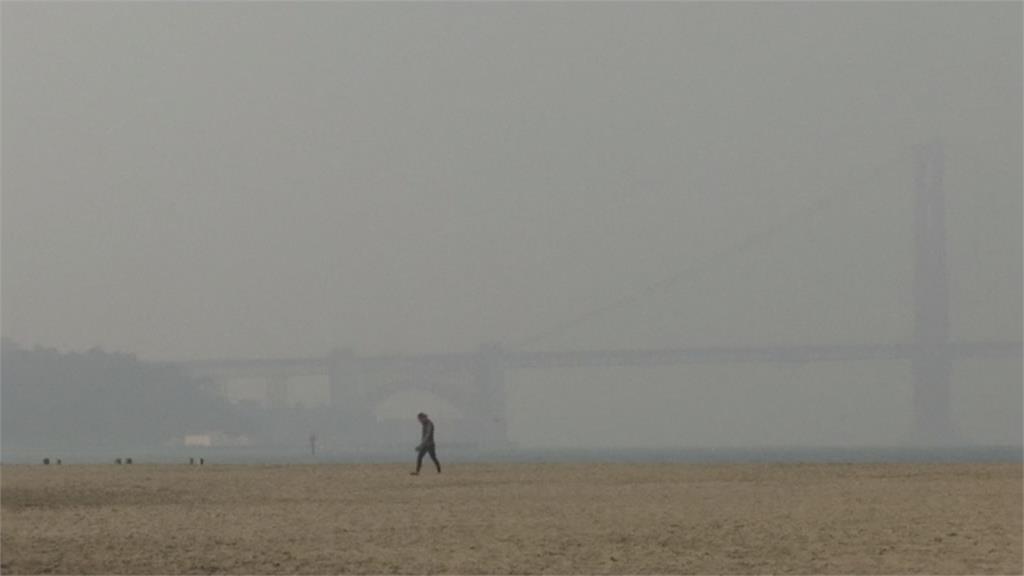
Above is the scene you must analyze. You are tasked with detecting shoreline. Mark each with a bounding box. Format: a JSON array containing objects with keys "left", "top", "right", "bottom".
[{"left": 3, "top": 444, "right": 1021, "bottom": 465}]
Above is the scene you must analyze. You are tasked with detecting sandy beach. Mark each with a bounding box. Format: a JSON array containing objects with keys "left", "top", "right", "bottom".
[{"left": 1, "top": 462, "right": 1020, "bottom": 574}]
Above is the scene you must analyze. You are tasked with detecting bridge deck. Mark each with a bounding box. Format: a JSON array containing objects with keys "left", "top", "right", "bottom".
[{"left": 174, "top": 341, "right": 1021, "bottom": 377}]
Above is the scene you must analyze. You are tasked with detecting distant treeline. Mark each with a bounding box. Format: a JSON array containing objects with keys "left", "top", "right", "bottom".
[{"left": 1, "top": 338, "right": 259, "bottom": 456}]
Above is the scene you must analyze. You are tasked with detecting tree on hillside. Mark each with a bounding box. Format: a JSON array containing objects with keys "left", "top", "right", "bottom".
[{"left": 1, "top": 338, "right": 247, "bottom": 455}]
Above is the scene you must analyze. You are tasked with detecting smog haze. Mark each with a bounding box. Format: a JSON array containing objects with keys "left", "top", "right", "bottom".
[{"left": 2, "top": 2, "right": 1020, "bottom": 455}]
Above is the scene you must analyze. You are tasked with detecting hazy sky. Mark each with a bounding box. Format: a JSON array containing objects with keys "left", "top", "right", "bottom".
[{"left": 3, "top": 3, "right": 1021, "bottom": 447}]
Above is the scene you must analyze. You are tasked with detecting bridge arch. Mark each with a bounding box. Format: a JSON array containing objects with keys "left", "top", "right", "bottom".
[
  {"left": 328, "top": 345, "right": 508, "bottom": 450},
  {"left": 373, "top": 389, "right": 464, "bottom": 421}
]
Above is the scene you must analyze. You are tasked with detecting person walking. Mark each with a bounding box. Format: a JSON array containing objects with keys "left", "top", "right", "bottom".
[{"left": 411, "top": 412, "right": 441, "bottom": 475}]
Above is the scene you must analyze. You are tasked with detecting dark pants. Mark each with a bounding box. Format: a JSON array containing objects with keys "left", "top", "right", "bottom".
[{"left": 416, "top": 444, "right": 441, "bottom": 473}]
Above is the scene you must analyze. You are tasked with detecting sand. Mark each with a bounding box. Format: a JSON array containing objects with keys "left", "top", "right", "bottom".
[{"left": 1, "top": 462, "right": 1020, "bottom": 574}]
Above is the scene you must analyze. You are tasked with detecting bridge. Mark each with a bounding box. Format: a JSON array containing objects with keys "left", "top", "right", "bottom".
[{"left": 178, "top": 143, "right": 1021, "bottom": 450}]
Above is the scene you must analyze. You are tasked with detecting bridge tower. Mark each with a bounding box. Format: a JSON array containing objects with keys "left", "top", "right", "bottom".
[
  {"left": 265, "top": 374, "right": 290, "bottom": 445},
  {"left": 265, "top": 375, "right": 289, "bottom": 411},
  {"left": 473, "top": 343, "right": 509, "bottom": 450},
  {"left": 328, "top": 348, "right": 372, "bottom": 445},
  {"left": 913, "top": 141, "right": 954, "bottom": 445},
  {"left": 328, "top": 348, "right": 358, "bottom": 410}
]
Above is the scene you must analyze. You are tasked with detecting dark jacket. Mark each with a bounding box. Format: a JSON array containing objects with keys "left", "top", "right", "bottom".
[{"left": 419, "top": 419, "right": 435, "bottom": 448}]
